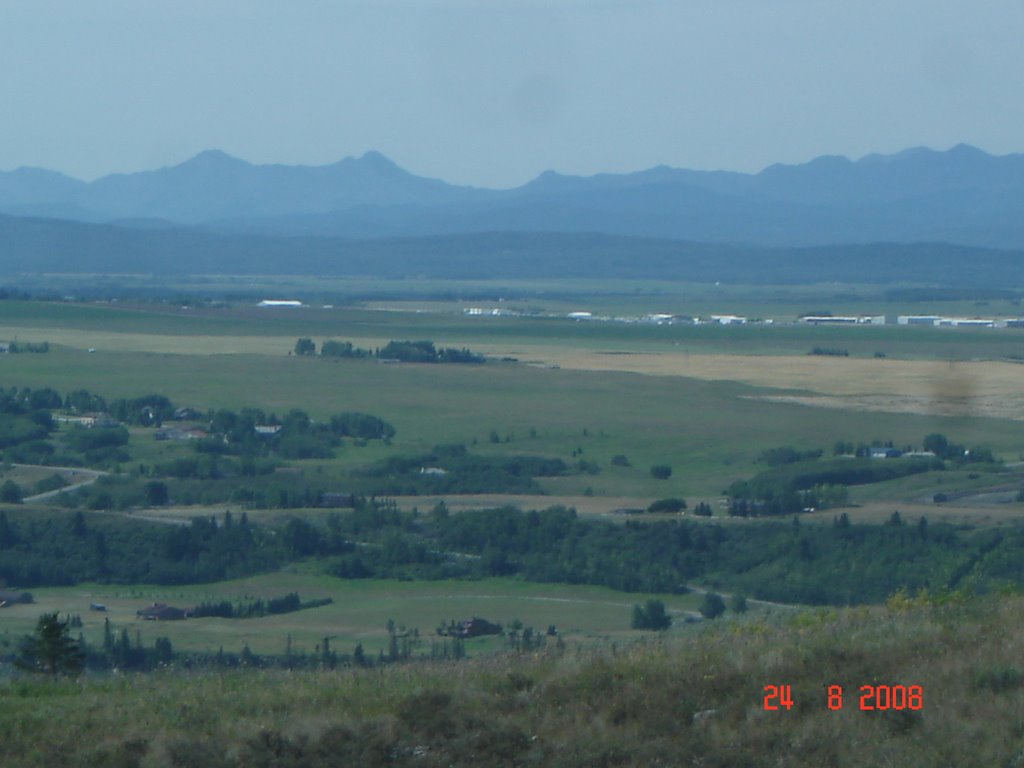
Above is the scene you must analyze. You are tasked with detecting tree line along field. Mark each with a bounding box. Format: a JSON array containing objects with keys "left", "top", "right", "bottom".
[
  {"left": 1, "top": 296, "right": 1024, "bottom": 608},
  {"left": 0, "top": 572, "right": 705, "bottom": 659},
  {"left": 3, "top": 348, "right": 1024, "bottom": 502}
]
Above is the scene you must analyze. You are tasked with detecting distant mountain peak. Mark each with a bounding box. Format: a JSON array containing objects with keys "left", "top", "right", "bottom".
[
  {"left": 357, "top": 149, "right": 395, "bottom": 166},
  {"left": 181, "top": 149, "right": 246, "bottom": 168}
]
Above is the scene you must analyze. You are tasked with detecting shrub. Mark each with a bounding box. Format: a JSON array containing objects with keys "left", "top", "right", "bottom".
[
  {"left": 648, "top": 497, "right": 687, "bottom": 513},
  {"left": 650, "top": 465, "right": 673, "bottom": 480},
  {"left": 631, "top": 599, "right": 672, "bottom": 630},
  {"left": 699, "top": 592, "right": 726, "bottom": 619},
  {"left": 294, "top": 338, "right": 316, "bottom": 356},
  {"left": 0, "top": 479, "right": 23, "bottom": 503}
]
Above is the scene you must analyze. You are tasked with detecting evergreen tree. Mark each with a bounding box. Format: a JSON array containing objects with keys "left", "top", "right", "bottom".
[{"left": 16, "top": 613, "right": 85, "bottom": 677}]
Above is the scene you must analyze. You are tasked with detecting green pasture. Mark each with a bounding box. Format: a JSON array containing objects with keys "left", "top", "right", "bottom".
[
  {"left": 0, "top": 573, "right": 704, "bottom": 658},
  {"left": 848, "top": 465, "right": 1024, "bottom": 505},
  {"left": 5, "top": 341, "right": 1024, "bottom": 498}
]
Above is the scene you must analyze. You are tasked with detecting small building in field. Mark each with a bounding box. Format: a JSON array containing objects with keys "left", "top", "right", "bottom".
[
  {"left": 136, "top": 603, "right": 187, "bottom": 621},
  {"left": 871, "top": 448, "right": 903, "bottom": 459},
  {"left": 0, "top": 590, "right": 33, "bottom": 607},
  {"left": 447, "top": 617, "right": 503, "bottom": 638}
]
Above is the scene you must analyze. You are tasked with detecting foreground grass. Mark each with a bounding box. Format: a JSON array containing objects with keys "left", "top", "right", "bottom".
[{"left": 2, "top": 593, "right": 1023, "bottom": 767}]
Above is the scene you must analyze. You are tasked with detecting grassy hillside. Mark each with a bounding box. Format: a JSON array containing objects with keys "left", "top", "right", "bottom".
[{"left": 2, "top": 592, "right": 1021, "bottom": 767}]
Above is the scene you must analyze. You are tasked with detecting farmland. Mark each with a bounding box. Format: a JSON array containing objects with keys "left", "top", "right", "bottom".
[
  {"left": 2, "top": 284, "right": 1024, "bottom": 660},
  {"left": 0, "top": 573, "right": 706, "bottom": 659}
]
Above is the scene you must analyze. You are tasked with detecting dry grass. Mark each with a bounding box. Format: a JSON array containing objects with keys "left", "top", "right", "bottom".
[
  {"left": 483, "top": 345, "right": 1024, "bottom": 421},
  {"left": 2, "top": 594, "right": 1023, "bottom": 767}
]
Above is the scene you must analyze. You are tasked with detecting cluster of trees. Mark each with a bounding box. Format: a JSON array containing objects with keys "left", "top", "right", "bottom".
[
  {"left": 295, "top": 338, "right": 484, "bottom": 364},
  {"left": 7, "top": 493, "right": 1024, "bottom": 606},
  {"left": 808, "top": 347, "right": 849, "bottom": 357},
  {"left": 13, "top": 610, "right": 385, "bottom": 677},
  {"left": 922, "top": 433, "right": 995, "bottom": 464},
  {"left": 725, "top": 434, "right": 1006, "bottom": 516},
  {"left": 647, "top": 498, "right": 687, "bottom": 513},
  {"left": 198, "top": 407, "right": 394, "bottom": 461},
  {"left": 191, "top": 592, "right": 333, "bottom": 619},
  {"left": 4, "top": 340, "right": 49, "bottom": 353},
  {"left": 631, "top": 599, "right": 671, "bottom": 630},
  {"left": 0, "top": 509, "right": 286, "bottom": 586},
  {"left": 728, "top": 456, "right": 934, "bottom": 516},
  {"left": 355, "top": 443, "right": 568, "bottom": 495},
  {"left": 4, "top": 384, "right": 397, "bottom": 472},
  {"left": 0, "top": 387, "right": 58, "bottom": 461},
  {"left": 831, "top": 434, "right": 996, "bottom": 464}
]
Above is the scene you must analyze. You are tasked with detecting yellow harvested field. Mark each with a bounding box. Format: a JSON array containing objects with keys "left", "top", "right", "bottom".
[
  {"left": 10, "top": 320, "right": 1024, "bottom": 420},
  {"left": 478, "top": 345, "right": 1024, "bottom": 421}
]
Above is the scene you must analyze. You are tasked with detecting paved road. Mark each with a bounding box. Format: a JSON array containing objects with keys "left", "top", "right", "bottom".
[{"left": 15, "top": 463, "right": 107, "bottom": 503}]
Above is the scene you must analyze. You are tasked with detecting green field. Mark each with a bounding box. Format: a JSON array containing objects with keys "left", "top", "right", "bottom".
[
  {"left": 0, "top": 573, "right": 706, "bottom": 658},
  {"left": 2, "top": 293, "right": 1024, "bottom": 506}
]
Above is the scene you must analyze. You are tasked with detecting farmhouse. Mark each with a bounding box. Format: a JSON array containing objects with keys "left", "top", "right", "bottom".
[
  {"left": 871, "top": 448, "right": 903, "bottom": 459},
  {"left": 0, "top": 590, "right": 33, "bottom": 607},
  {"left": 449, "top": 617, "right": 503, "bottom": 638}
]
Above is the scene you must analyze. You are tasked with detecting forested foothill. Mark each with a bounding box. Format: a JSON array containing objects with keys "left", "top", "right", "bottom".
[{"left": 4, "top": 498, "right": 1024, "bottom": 607}]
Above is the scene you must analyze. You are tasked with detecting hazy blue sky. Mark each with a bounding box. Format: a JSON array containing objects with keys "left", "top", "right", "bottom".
[{"left": 2, "top": 1, "right": 1021, "bottom": 187}]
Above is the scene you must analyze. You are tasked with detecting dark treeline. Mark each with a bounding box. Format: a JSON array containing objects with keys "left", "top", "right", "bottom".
[
  {"left": 729, "top": 434, "right": 998, "bottom": 516},
  {"left": 191, "top": 592, "right": 333, "bottom": 619},
  {"left": 6, "top": 501, "right": 1024, "bottom": 605},
  {"left": 0, "top": 509, "right": 284, "bottom": 586},
  {"left": 300, "top": 504, "right": 1024, "bottom": 605},
  {"left": 75, "top": 616, "right": 380, "bottom": 673},
  {"left": 299, "top": 337, "right": 485, "bottom": 364}
]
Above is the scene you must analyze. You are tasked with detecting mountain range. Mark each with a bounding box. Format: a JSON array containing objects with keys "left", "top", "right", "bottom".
[{"left": 2, "top": 144, "right": 1023, "bottom": 249}]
